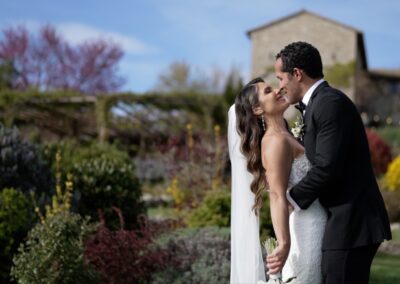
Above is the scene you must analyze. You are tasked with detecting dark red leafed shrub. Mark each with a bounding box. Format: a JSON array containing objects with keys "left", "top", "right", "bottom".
[
  {"left": 366, "top": 128, "right": 392, "bottom": 175},
  {"left": 84, "top": 208, "right": 175, "bottom": 284}
]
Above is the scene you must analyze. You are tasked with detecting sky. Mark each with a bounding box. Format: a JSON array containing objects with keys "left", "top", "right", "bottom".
[{"left": 0, "top": 0, "right": 399, "bottom": 93}]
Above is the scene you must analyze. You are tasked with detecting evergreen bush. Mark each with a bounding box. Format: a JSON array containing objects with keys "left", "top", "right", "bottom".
[
  {"left": 11, "top": 212, "right": 99, "bottom": 284},
  {"left": 0, "top": 124, "right": 53, "bottom": 196},
  {"left": 152, "top": 227, "right": 230, "bottom": 284},
  {"left": 0, "top": 188, "right": 33, "bottom": 282}
]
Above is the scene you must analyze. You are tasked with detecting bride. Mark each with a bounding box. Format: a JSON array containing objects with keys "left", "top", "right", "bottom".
[{"left": 229, "top": 77, "right": 327, "bottom": 283}]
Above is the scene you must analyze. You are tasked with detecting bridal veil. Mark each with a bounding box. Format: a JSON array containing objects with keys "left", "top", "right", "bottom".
[{"left": 228, "top": 104, "right": 266, "bottom": 283}]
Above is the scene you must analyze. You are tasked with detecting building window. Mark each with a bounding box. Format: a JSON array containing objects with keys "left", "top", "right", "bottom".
[{"left": 388, "top": 81, "right": 400, "bottom": 94}]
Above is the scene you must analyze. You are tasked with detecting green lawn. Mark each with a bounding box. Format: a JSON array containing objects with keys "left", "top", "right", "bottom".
[
  {"left": 147, "top": 206, "right": 177, "bottom": 219},
  {"left": 392, "top": 229, "right": 400, "bottom": 242},
  {"left": 370, "top": 253, "right": 400, "bottom": 283}
]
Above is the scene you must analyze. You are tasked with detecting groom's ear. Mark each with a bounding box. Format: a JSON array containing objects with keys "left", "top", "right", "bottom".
[{"left": 293, "top": 68, "right": 303, "bottom": 82}]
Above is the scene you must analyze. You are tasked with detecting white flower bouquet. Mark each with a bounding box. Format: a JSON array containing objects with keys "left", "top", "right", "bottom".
[{"left": 257, "top": 237, "right": 296, "bottom": 284}]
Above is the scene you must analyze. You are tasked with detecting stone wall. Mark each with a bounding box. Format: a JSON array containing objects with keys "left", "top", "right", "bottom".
[{"left": 250, "top": 13, "right": 357, "bottom": 77}]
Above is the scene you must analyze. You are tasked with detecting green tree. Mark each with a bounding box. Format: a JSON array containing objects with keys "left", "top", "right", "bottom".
[
  {"left": 324, "top": 61, "right": 355, "bottom": 88},
  {"left": 223, "top": 68, "right": 243, "bottom": 106},
  {"left": 0, "top": 60, "right": 17, "bottom": 90},
  {"left": 155, "top": 61, "right": 224, "bottom": 94}
]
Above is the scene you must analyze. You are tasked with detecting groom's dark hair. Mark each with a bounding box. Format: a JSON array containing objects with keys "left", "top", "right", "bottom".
[{"left": 276, "top": 42, "right": 324, "bottom": 79}]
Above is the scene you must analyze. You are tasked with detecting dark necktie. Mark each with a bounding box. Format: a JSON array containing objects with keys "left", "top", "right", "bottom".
[{"left": 295, "top": 101, "right": 306, "bottom": 115}]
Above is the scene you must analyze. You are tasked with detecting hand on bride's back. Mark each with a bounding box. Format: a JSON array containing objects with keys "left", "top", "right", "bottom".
[{"left": 266, "top": 244, "right": 290, "bottom": 275}]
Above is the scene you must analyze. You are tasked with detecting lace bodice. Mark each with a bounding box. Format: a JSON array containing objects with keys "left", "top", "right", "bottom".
[{"left": 288, "top": 154, "right": 311, "bottom": 188}]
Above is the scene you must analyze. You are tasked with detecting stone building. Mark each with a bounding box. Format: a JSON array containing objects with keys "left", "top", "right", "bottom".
[{"left": 247, "top": 10, "right": 400, "bottom": 125}]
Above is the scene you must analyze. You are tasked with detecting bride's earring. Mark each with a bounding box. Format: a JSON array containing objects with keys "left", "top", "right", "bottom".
[{"left": 261, "top": 115, "right": 266, "bottom": 131}]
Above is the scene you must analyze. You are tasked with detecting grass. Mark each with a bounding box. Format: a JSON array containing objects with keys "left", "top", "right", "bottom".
[
  {"left": 147, "top": 206, "right": 177, "bottom": 219},
  {"left": 370, "top": 253, "right": 400, "bottom": 283},
  {"left": 371, "top": 229, "right": 400, "bottom": 283},
  {"left": 392, "top": 229, "right": 400, "bottom": 242}
]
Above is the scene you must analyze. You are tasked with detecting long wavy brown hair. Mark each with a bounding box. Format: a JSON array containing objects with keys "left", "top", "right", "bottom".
[{"left": 235, "top": 77, "right": 267, "bottom": 214}]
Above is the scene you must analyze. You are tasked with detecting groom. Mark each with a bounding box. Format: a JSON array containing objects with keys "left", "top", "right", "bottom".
[{"left": 267, "top": 42, "right": 392, "bottom": 283}]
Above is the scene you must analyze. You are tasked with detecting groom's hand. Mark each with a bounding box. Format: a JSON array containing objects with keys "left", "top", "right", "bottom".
[{"left": 266, "top": 245, "right": 290, "bottom": 275}]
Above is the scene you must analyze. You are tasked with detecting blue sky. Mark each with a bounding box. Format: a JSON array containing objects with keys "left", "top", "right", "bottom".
[{"left": 1, "top": 0, "right": 399, "bottom": 93}]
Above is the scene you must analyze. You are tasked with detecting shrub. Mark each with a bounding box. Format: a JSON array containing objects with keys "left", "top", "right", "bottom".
[
  {"left": 186, "top": 189, "right": 274, "bottom": 239},
  {"left": 151, "top": 227, "right": 230, "bottom": 284},
  {"left": 187, "top": 189, "right": 230, "bottom": 227},
  {"left": 11, "top": 212, "right": 99, "bottom": 284},
  {"left": 41, "top": 140, "right": 131, "bottom": 171},
  {"left": 385, "top": 156, "right": 400, "bottom": 191},
  {"left": 376, "top": 126, "right": 400, "bottom": 152},
  {"left": 0, "top": 124, "right": 53, "bottom": 196},
  {"left": 41, "top": 141, "right": 144, "bottom": 230},
  {"left": 186, "top": 187, "right": 274, "bottom": 239},
  {"left": 0, "top": 188, "right": 33, "bottom": 282},
  {"left": 84, "top": 210, "right": 170, "bottom": 284},
  {"left": 366, "top": 128, "right": 392, "bottom": 175},
  {"left": 72, "top": 156, "right": 144, "bottom": 230}
]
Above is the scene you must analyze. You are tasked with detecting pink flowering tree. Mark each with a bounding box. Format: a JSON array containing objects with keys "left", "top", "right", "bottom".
[{"left": 0, "top": 25, "right": 124, "bottom": 95}]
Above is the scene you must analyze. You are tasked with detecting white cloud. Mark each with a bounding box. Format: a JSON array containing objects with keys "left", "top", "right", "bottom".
[{"left": 56, "top": 22, "right": 157, "bottom": 54}]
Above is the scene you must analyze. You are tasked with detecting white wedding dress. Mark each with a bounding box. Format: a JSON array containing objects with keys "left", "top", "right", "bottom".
[
  {"left": 229, "top": 105, "right": 327, "bottom": 284},
  {"left": 282, "top": 154, "right": 327, "bottom": 284}
]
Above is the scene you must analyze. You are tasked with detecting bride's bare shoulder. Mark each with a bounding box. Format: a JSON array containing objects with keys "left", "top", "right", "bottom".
[
  {"left": 261, "top": 134, "right": 292, "bottom": 164},
  {"left": 261, "top": 133, "right": 291, "bottom": 150}
]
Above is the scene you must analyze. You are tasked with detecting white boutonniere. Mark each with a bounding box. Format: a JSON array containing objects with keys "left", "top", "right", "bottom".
[{"left": 291, "top": 116, "right": 305, "bottom": 141}]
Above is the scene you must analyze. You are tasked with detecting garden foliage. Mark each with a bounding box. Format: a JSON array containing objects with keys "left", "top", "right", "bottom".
[
  {"left": 11, "top": 212, "right": 99, "bottom": 284},
  {"left": 0, "top": 188, "right": 33, "bottom": 282},
  {"left": 366, "top": 129, "right": 392, "bottom": 175}
]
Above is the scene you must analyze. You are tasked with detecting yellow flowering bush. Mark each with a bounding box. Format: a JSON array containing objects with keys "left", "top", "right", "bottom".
[
  {"left": 32, "top": 151, "right": 73, "bottom": 224},
  {"left": 12, "top": 151, "right": 99, "bottom": 283},
  {"left": 385, "top": 155, "right": 400, "bottom": 191},
  {"left": 166, "top": 177, "right": 185, "bottom": 207}
]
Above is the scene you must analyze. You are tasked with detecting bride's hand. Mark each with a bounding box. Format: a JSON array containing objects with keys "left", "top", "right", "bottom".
[
  {"left": 266, "top": 244, "right": 290, "bottom": 275},
  {"left": 288, "top": 203, "right": 294, "bottom": 214}
]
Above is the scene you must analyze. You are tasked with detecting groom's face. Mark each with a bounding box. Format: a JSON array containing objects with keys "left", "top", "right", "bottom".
[{"left": 274, "top": 58, "right": 302, "bottom": 104}]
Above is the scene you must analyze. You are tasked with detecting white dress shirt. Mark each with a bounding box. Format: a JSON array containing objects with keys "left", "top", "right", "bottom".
[{"left": 302, "top": 78, "right": 325, "bottom": 112}]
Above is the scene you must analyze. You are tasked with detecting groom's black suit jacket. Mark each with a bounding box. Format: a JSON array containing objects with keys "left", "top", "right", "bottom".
[{"left": 290, "top": 81, "right": 392, "bottom": 250}]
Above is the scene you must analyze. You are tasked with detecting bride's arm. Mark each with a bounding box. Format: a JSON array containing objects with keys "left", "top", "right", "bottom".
[{"left": 262, "top": 135, "right": 293, "bottom": 275}]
